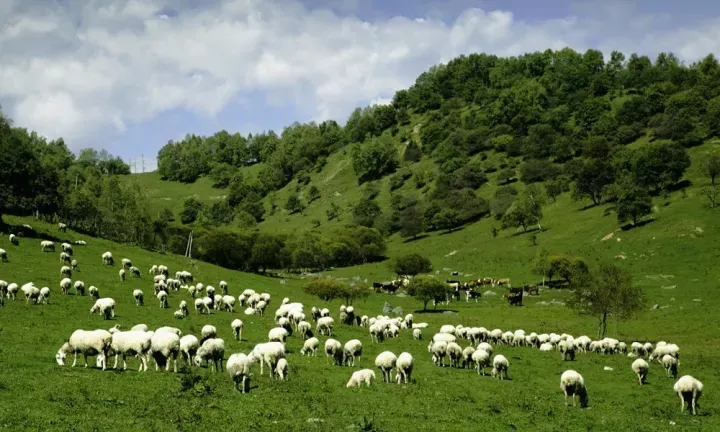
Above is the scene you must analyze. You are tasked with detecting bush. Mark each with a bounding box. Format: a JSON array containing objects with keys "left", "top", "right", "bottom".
[
  {"left": 390, "top": 253, "right": 432, "bottom": 276},
  {"left": 180, "top": 198, "right": 204, "bottom": 224},
  {"left": 519, "top": 159, "right": 562, "bottom": 183}
]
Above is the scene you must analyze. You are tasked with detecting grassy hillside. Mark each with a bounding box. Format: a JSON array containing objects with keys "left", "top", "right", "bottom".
[{"left": 0, "top": 212, "right": 718, "bottom": 430}]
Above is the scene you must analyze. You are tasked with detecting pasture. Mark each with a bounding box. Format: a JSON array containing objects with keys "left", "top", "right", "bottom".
[{"left": 0, "top": 215, "right": 717, "bottom": 431}]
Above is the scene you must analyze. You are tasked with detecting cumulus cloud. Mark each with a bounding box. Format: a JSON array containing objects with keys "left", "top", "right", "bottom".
[{"left": 0, "top": 0, "right": 719, "bottom": 152}]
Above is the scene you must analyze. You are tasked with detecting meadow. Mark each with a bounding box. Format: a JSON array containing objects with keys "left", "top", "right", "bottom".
[{"left": 0, "top": 214, "right": 717, "bottom": 432}]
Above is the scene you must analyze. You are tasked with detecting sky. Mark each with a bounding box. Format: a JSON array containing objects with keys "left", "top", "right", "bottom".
[{"left": 2, "top": 0, "right": 720, "bottom": 172}]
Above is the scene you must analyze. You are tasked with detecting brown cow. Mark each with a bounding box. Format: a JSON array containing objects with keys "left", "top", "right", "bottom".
[{"left": 493, "top": 278, "right": 511, "bottom": 288}]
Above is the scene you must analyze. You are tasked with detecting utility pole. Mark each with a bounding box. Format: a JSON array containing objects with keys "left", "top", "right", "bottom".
[
  {"left": 75, "top": 174, "right": 79, "bottom": 190},
  {"left": 185, "top": 231, "right": 193, "bottom": 259},
  {"left": 141, "top": 154, "right": 146, "bottom": 173}
]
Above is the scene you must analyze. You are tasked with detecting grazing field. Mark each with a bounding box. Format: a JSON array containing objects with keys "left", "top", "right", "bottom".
[{"left": 0, "top": 216, "right": 716, "bottom": 431}]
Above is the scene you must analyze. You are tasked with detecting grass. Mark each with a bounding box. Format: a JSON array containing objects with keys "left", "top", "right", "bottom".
[{"left": 0, "top": 205, "right": 718, "bottom": 431}]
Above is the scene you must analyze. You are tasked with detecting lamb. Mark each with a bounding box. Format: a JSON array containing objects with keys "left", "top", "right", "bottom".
[
  {"left": 71, "top": 260, "right": 78, "bottom": 271},
  {"left": 673, "top": 375, "right": 703, "bottom": 415},
  {"left": 301, "top": 337, "right": 320, "bottom": 356},
  {"left": 231, "top": 319, "right": 244, "bottom": 341},
  {"left": 179, "top": 335, "right": 199, "bottom": 365},
  {"left": 194, "top": 338, "right": 225, "bottom": 372},
  {"left": 41, "top": 240, "right": 55, "bottom": 252},
  {"left": 56, "top": 329, "right": 112, "bottom": 370},
  {"left": 413, "top": 328, "right": 423, "bottom": 340},
  {"left": 346, "top": 369, "right": 376, "bottom": 388},
  {"left": 472, "top": 349, "right": 491, "bottom": 375},
  {"left": 110, "top": 331, "right": 152, "bottom": 371},
  {"left": 150, "top": 331, "right": 180, "bottom": 372},
  {"left": 275, "top": 358, "right": 289, "bottom": 380},
  {"left": 90, "top": 298, "right": 116, "bottom": 319},
  {"left": 9, "top": 234, "right": 18, "bottom": 245},
  {"left": 219, "top": 280, "right": 228, "bottom": 294},
  {"left": 559, "top": 340, "right": 576, "bottom": 361},
  {"left": 429, "top": 341, "right": 448, "bottom": 367},
  {"left": 491, "top": 355, "right": 509, "bottom": 380},
  {"left": 248, "top": 342, "right": 286, "bottom": 377},
  {"left": 133, "top": 289, "right": 144, "bottom": 306},
  {"left": 316, "top": 316, "right": 334, "bottom": 336},
  {"left": 446, "top": 342, "right": 463, "bottom": 368},
  {"left": 632, "top": 358, "right": 649, "bottom": 385},
  {"left": 121, "top": 258, "right": 132, "bottom": 269},
  {"left": 395, "top": 352, "right": 413, "bottom": 384},
  {"left": 119, "top": 269, "right": 126, "bottom": 281},
  {"left": 375, "top": 351, "right": 398, "bottom": 383},
  {"left": 74, "top": 281, "right": 85, "bottom": 296},
  {"left": 201, "top": 325, "right": 218, "bottom": 344},
  {"left": 343, "top": 339, "right": 363, "bottom": 367},
  {"left": 156, "top": 290, "right": 168, "bottom": 308},
  {"left": 7, "top": 283, "right": 18, "bottom": 300},
  {"left": 60, "top": 266, "right": 72, "bottom": 278},
  {"left": 662, "top": 354, "right": 678, "bottom": 378},
  {"left": 560, "top": 370, "right": 589, "bottom": 407},
  {"left": 325, "top": 339, "right": 343, "bottom": 365},
  {"left": 227, "top": 353, "right": 251, "bottom": 392},
  {"left": 38, "top": 287, "right": 51, "bottom": 304},
  {"left": 102, "top": 251, "right": 114, "bottom": 265}
]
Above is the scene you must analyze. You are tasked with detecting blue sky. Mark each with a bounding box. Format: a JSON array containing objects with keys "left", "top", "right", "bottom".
[{"left": 1, "top": 0, "right": 720, "bottom": 172}]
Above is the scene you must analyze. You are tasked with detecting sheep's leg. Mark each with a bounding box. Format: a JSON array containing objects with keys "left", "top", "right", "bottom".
[
  {"left": 678, "top": 393, "right": 684, "bottom": 413},
  {"left": 83, "top": 354, "right": 89, "bottom": 368},
  {"left": 564, "top": 392, "right": 569, "bottom": 406},
  {"left": 691, "top": 391, "right": 697, "bottom": 415},
  {"left": 72, "top": 352, "right": 78, "bottom": 367},
  {"left": 113, "top": 354, "right": 119, "bottom": 369},
  {"left": 173, "top": 357, "right": 177, "bottom": 373}
]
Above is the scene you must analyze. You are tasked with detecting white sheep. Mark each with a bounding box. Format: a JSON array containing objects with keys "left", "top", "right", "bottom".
[
  {"left": 539, "top": 342, "right": 554, "bottom": 351},
  {"left": 369, "top": 324, "right": 385, "bottom": 343},
  {"left": 7, "top": 283, "right": 18, "bottom": 300},
  {"left": 150, "top": 331, "right": 180, "bottom": 372},
  {"left": 219, "top": 280, "right": 228, "bottom": 294},
  {"left": 90, "top": 298, "right": 116, "bottom": 319},
  {"left": 60, "top": 266, "right": 71, "bottom": 278},
  {"left": 446, "top": 342, "right": 463, "bottom": 368},
  {"left": 432, "top": 333, "right": 456, "bottom": 343},
  {"left": 662, "top": 354, "right": 678, "bottom": 378},
  {"left": 395, "top": 352, "right": 413, "bottom": 384},
  {"left": 491, "top": 355, "right": 509, "bottom": 380},
  {"left": 429, "top": 341, "right": 448, "bottom": 367},
  {"left": 195, "top": 298, "right": 209, "bottom": 314},
  {"left": 227, "top": 353, "right": 251, "bottom": 392},
  {"left": 248, "top": 342, "right": 286, "bottom": 377},
  {"left": 346, "top": 369, "right": 375, "bottom": 388},
  {"left": 560, "top": 370, "right": 589, "bottom": 407},
  {"left": 56, "top": 329, "right": 112, "bottom": 370},
  {"left": 71, "top": 259, "right": 78, "bottom": 271},
  {"left": 222, "top": 295, "right": 236, "bottom": 312},
  {"left": 413, "top": 328, "right": 423, "bottom": 340},
  {"left": 268, "top": 327, "right": 289, "bottom": 344},
  {"left": 316, "top": 316, "right": 334, "bottom": 336},
  {"left": 41, "top": 240, "right": 55, "bottom": 252},
  {"left": 61, "top": 243, "right": 73, "bottom": 254},
  {"left": 300, "top": 337, "right": 320, "bottom": 356},
  {"left": 131, "top": 324, "right": 149, "bottom": 332},
  {"left": 275, "top": 358, "right": 289, "bottom": 380},
  {"left": 22, "top": 283, "right": 40, "bottom": 304},
  {"left": 102, "top": 251, "right": 114, "bottom": 265},
  {"left": 462, "top": 346, "right": 476, "bottom": 369},
  {"left": 156, "top": 326, "right": 182, "bottom": 336},
  {"left": 650, "top": 344, "right": 680, "bottom": 364},
  {"left": 632, "top": 358, "right": 649, "bottom": 385},
  {"left": 157, "top": 290, "right": 168, "bottom": 308},
  {"left": 375, "top": 351, "right": 398, "bottom": 383},
  {"left": 9, "top": 234, "right": 18, "bottom": 245},
  {"left": 130, "top": 266, "right": 141, "bottom": 277},
  {"left": 325, "top": 339, "right": 343, "bottom": 365},
  {"left": 180, "top": 335, "right": 200, "bottom": 365},
  {"left": 75, "top": 240, "right": 87, "bottom": 245},
  {"left": 60, "top": 252, "right": 71, "bottom": 264},
  {"left": 472, "top": 349, "right": 491, "bottom": 375},
  {"left": 673, "top": 375, "right": 703, "bottom": 415},
  {"left": 343, "top": 339, "right": 363, "bottom": 367},
  {"left": 158, "top": 265, "right": 168, "bottom": 276},
  {"left": 440, "top": 324, "right": 456, "bottom": 335},
  {"left": 74, "top": 280, "right": 85, "bottom": 296},
  {"left": 559, "top": 340, "right": 576, "bottom": 361},
  {"left": 297, "top": 321, "right": 313, "bottom": 340},
  {"left": 194, "top": 338, "right": 225, "bottom": 372},
  {"left": 231, "top": 319, "right": 244, "bottom": 341},
  {"left": 119, "top": 269, "right": 126, "bottom": 281},
  {"left": 201, "top": 325, "right": 217, "bottom": 344},
  {"left": 133, "top": 289, "right": 144, "bottom": 306},
  {"left": 110, "top": 331, "right": 152, "bottom": 371},
  {"left": 39, "top": 287, "right": 51, "bottom": 304},
  {"left": 121, "top": 258, "right": 132, "bottom": 269}
]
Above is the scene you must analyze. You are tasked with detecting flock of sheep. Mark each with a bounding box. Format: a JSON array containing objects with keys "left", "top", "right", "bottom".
[{"left": 0, "top": 232, "right": 706, "bottom": 417}]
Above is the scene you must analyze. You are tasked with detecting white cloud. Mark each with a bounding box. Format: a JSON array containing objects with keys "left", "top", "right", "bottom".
[{"left": 1, "top": 0, "right": 720, "bottom": 152}]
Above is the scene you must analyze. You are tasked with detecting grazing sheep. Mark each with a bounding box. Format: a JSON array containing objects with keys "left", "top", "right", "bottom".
[
  {"left": 60, "top": 266, "right": 72, "bottom": 278},
  {"left": 158, "top": 265, "right": 168, "bottom": 276},
  {"left": 540, "top": 342, "right": 554, "bottom": 351},
  {"left": 440, "top": 324, "right": 456, "bottom": 335},
  {"left": 150, "top": 331, "right": 180, "bottom": 372},
  {"left": 219, "top": 281, "right": 228, "bottom": 294},
  {"left": 632, "top": 358, "right": 650, "bottom": 385},
  {"left": 131, "top": 324, "right": 149, "bottom": 332},
  {"left": 121, "top": 258, "right": 132, "bottom": 269},
  {"left": 297, "top": 321, "right": 313, "bottom": 340},
  {"left": 248, "top": 342, "right": 286, "bottom": 377},
  {"left": 59, "top": 278, "right": 72, "bottom": 295},
  {"left": 156, "top": 326, "right": 182, "bottom": 336},
  {"left": 429, "top": 341, "right": 448, "bottom": 367},
  {"left": 71, "top": 259, "right": 78, "bottom": 271},
  {"left": 9, "top": 234, "right": 18, "bottom": 245},
  {"left": 201, "top": 325, "right": 218, "bottom": 344},
  {"left": 346, "top": 369, "right": 376, "bottom": 388},
  {"left": 58, "top": 223, "right": 67, "bottom": 232},
  {"left": 432, "top": 333, "right": 456, "bottom": 344},
  {"left": 446, "top": 342, "right": 463, "bottom": 368},
  {"left": 38, "top": 287, "right": 51, "bottom": 304},
  {"left": 662, "top": 354, "right": 678, "bottom": 378},
  {"left": 491, "top": 355, "right": 509, "bottom": 380},
  {"left": 316, "top": 316, "right": 334, "bottom": 336},
  {"left": 343, "top": 339, "right": 363, "bottom": 367},
  {"left": 22, "top": 284, "right": 40, "bottom": 303},
  {"left": 472, "top": 349, "right": 491, "bottom": 375},
  {"left": 325, "top": 339, "right": 343, "bottom": 365},
  {"left": 477, "top": 342, "right": 493, "bottom": 357},
  {"left": 119, "top": 269, "right": 126, "bottom": 281},
  {"left": 231, "top": 319, "right": 244, "bottom": 341},
  {"left": 412, "top": 328, "right": 423, "bottom": 340},
  {"left": 157, "top": 290, "right": 168, "bottom": 308},
  {"left": 74, "top": 281, "right": 85, "bottom": 296},
  {"left": 559, "top": 340, "right": 576, "bottom": 361},
  {"left": 395, "top": 352, "right": 414, "bottom": 384},
  {"left": 179, "top": 335, "right": 200, "bottom": 365},
  {"left": 375, "top": 351, "right": 398, "bottom": 383},
  {"left": 88, "top": 286, "right": 99, "bottom": 299},
  {"left": 194, "top": 338, "right": 225, "bottom": 372},
  {"left": 244, "top": 307, "right": 255, "bottom": 315},
  {"left": 227, "top": 353, "right": 251, "bottom": 393},
  {"left": 133, "top": 289, "right": 144, "bottom": 306},
  {"left": 60, "top": 252, "right": 71, "bottom": 264},
  {"left": 650, "top": 344, "right": 680, "bottom": 365},
  {"left": 461, "top": 346, "right": 476, "bottom": 369},
  {"left": 102, "top": 251, "right": 114, "bottom": 265},
  {"left": 61, "top": 243, "right": 73, "bottom": 255},
  {"left": 7, "top": 282, "right": 18, "bottom": 300},
  {"left": 268, "top": 327, "right": 289, "bottom": 344},
  {"left": 275, "top": 358, "right": 289, "bottom": 380},
  {"left": 300, "top": 337, "right": 320, "bottom": 356},
  {"left": 90, "top": 298, "right": 116, "bottom": 320},
  {"left": 560, "top": 370, "right": 589, "bottom": 407},
  {"left": 41, "top": 241, "right": 55, "bottom": 252},
  {"left": 149, "top": 265, "right": 158, "bottom": 275},
  {"left": 56, "top": 329, "right": 112, "bottom": 370},
  {"left": 75, "top": 240, "right": 87, "bottom": 245},
  {"left": 673, "top": 375, "right": 703, "bottom": 415},
  {"left": 110, "top": 331, "right": 152, "bottom": 371},
  {"left": 129, "top": 266, "right": 141, "bottom": 277},
  {"left": 222, "top": 295, "right": 236, "bottom": 312}
]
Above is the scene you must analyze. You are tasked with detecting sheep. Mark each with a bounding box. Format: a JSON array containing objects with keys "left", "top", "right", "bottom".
[
  {"left": 158, "top": 265, "right": 168, "bottom": 276},
  {"left": 275, "top": 358, "right": 289, "bottom": 380},
  {"left": 179, "top": 335, "right": 200, "bottom": 365},
  {"left": 56, "top": 329, "right": 112, "bottom": 370},
  {"left": 129, "top": 266, "right": 140, "bottom": 278},
  {"left": 9, "top": 234, "right": 18, "bottom": 245},
  {"left": 150, "top": 331, "right": 180, "bottom": 372},
  {"left": 477, "top": 342, "right": 493, "bottom": 357},
  {"left": 395, "top": 352, "right": 413, "bottom": 384},
  {"left": 375, "top": 351, "right": 398, "bottom": 383},
  {"left": 662, "top": 354, "right": 678, "bottom": 378},
  {"left": 632, "top": 358, "right": 650, "bottom": 385},
  {"left": 512, "top": 330, "right": 526, "bottom": 347},
  {"left": 87, "top": 286, "right": 98, "bottom": 299},
  {"left": 38, "top": 287, "right": 51, "bottom": 304},
  {"left": 316, "top": 316, "right": 334, "bottom": 336},
  {"left": 440, "top": 324, "right": 456, "bottom": 335},
  {"left": 75, "top": 240, "right": 87, "bottom": 245},
  {"left": 227, "top": 353, "right": 251, "bottom": 393},
  {"left": 157, "top": 290, "right": 168, "bottom": 308},
  {"left": 346, "top": 369, "right": 376, "bottom": 388},
  {"left": 131, "top": 324, "right": 148, "bottom": 332},
  {"left": 58, "top": 223, "right": 67, "bottom": 232},
  {"left": 540, "top": 342, "right": 554, "bottom": 351},
  {"left": 413, "top": 328, "right": 423, "bottom": 340},
  {"left": 201, "top": 325, "right": 218, "bottom": 345},
  {"left": 60, "top": 252, "right": 71, "bottom": 264},
  {"left": 23, "top": 284, "right": 40, "bottom": 303},
  {"left": 244, "top": 307, "right": 255, "bottom": 315},
  {"left": 650, "top": 344, "right": 680, "bottom": 364},
  {"left": 343, "top": 339, "right": 363, "bottom": 367},
  {"left": 156, "top": 326, "right": 182, "bottom": 336},
  {"left": 301, "top": 337, "right": 320, "bottom": 356},
  {"left": 110, "top": 331, "right": 152, "bottom": 371},
  {"left": 560, "top": 370, "right": 589, "bottom": 407},
  {"left": 559, "top": 340, "right": 575, "bottom": 361},
  {"left": 404, "top": 313, "right": 413, "bottom": 328},
  {"left": 90, "top": 298, "right": 116, "bottom": 319},
  {"left": 194, "top": 338, "right": 225, "bottom": 372},
  {"left": 231, "top": 319, "right": 244, "bottom": 341},
  {"left": 472, "top": 349, "right": 491, "bottom": 375},
  {"left": 7, "top": 283, "right": 18, "bottom": 300},
  {"left": 461, "top": 346, "right": 476, "bottom": 369},
  {"left": 266, "top": 327, "right": 288, "bottom": 344},
  {"left": 133, "top": 289, "right": 144, "bottom": 306},
  {"left": 446, "top": 342, "right": 463, "bottom": 368},
  {"left": 102, "top": 251, "right": 114, "bottom": 265},
  {"left": 71, "top": 259, "right": 78, "bottom": 271},
  {"left": 41, "top": 240, "right": 55, "bottom": 252},
  {"left": 248, "top": 342, "right": 286, "bottom": 377},
  {"left": 222, "top": 295, "right": 236, "bottom": 312},
  {"left": 429, "top": 341, "right": 448, "bottom": 367},
  {"left": 119, "top": 269, "right": 126, "bottom": 281},
  {"left": 320, "top": 307, "right": 330, "bottom": 317},
  {"left": 121, "top": 258, "right": 132, "bottom": 269},
  {"left": 325, "top": 339, "right": 343, "bottom": 365},
  {"left": 432, "top": 333, "right": 456, "bottom": 343},
  {"left": 297, "top": 321, "right": 313, "bottom": 340},
  {"left": 60, "top": 266, "right": 71, "bottom": 278},
  {"left": 491, "top": 355, "right": 509, "bottom": 380},
  {"left": 74, "top": 280, "right": 85, "bottom": 296},
  {"left": 219, "top": 280, "right": 228, "bottom": 294},
  {"left": 149, "top": 265, "right": 158, "bottom": 275},
  {"left": 673, "top": 375, "right": 703, "bottom": 415}
]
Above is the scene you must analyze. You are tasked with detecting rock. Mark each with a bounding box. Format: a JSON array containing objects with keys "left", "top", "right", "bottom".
[
  {"left": 693, "top": 299, "right": 702, "bottom": 302},
  {"left": 392, "top": 307, "right": 404, "bottom": 315},
  {"left": 442, "top": 311, "right": 458, "bottom": 315},
  {"left": 604, "top": 366, "right": 613, "bottom": 371},
  {"left": 395, "top": 292, "right": 406, "bottom": 298},
  {"left": 662, "top": 285, "right": 676, "bottom": 290},
  {"left": 602, "top": 232, "right": 614, "bottom": 241},
  {"left": 651, "top": 304, "right": 659, "bottom": 310}
]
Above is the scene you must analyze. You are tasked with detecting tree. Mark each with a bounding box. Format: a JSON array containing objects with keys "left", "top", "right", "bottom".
[
  {"left": 704, "top": 152, "right": 720, "bottom": 185},
  {"left": 406, "top": 276, "right": 450, "bottom": 310},
  {"left": 180, "top": 198, "right": 204, "bottom": 224},
  {"left": 545, "top": 180, "right": 563, "bottom": 202},
  {"left": 390, "top": 253, "right": 432, "bottom": 277},
  {"left": 532, "top": 248, "right": 551, "bottom": 287},
  {"left": 285, "top": 194, "right": 304, "bottom": 214},
  {"left": 307, "top": 185, "right": 321, "bottom": 202},
  {"left": 327, "top": 202, "right": 341, "bottom": 221},
  {"left": 403, "top": 140, "right": 422, "bottom": 162},
  {"left": 352, "top": 198, "right": 382, "bottom": 227},
  {"left": 249, "top": 233, "right": 284, "bottom": 273},
  {"left": 612, "top": 176, "right": 653, "bottom": 226},
  {"left": 572, "top": 159, "right": 615, "bottom": 206},
  {"left": 497, "top": 168, "right": 515, "bottom": 185},
  {"left": 502, "top": 185, "right": 545, "bottom": 231},
  {"left": 700, "top": 186, "right": 720, "bottom": 208},
  {"left": 303, "top": 278, "right": 369, "bottom": 305},
  {"left": 351, "top": 135, "right": 399, "bottom": 183},
  {"left": 568, "top": 264, "right": 646, "bottom": 338},
  {"left": 398, "top": 205, "right": 425, "bottom": 239}
]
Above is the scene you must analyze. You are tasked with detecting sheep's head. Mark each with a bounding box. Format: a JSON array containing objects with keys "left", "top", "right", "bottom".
[
  {"left": 55, "top": 343, "right": 69, "bottom": 366},
  {"left": 193, "top": 354, "right": 204, "bottom": 367},
  {"left": 578, "top": 387, "right": 589, "bottom": 408},
  {"left": 90, "top": 305, "right": 97, "bottom": 314}
]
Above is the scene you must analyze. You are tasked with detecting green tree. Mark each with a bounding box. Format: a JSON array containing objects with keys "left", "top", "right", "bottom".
[
  {"left": 307, "top": 185, "right": 321, "bottom": 202},
  {"left": 612, "top": 176, "right": 652, "bottom": 226},
  {"left": 391, "top": 253, "right": 432, "bottom": 277},
  {"left": 303, "top": 278, "right": 369, "bottom": 305},
  {"left": 352, "top": 198, "right": 382, "bottom": 227},
  {"left": 403, "top": 140, "right": 422, "bottom": 162},
  {"left": 568, "top": 264, "right": 646, "bottom": 338},
  {"left": 501, "top": 186, "right": 545, "bottom": 231},
  {"left": 532, "top": 248, "right": 551, "bottom": 287},
  {"left": 572, "top": 159, "right": 615, "bottom": 206},
  {"left": 497, "top": 168, "right": 515, "bottom": 185},
  {"left": 351, "top": 135, "right": 399, "bottom": 183},
  {"left": 327, "top": 202, "right": 341, "bottom": 221},
  {"left": 545, "top": 180, "right": 563, "bottom": 202},
  {"left": 704, "top": 152, "right": 720, "bottom": 185},
  {"left": 406, "top": 276, "right": 450, "bottom": 310},
  {"left": 180, "top": 198, "right": 204, "bottom": 224},
  {"left": 160, "top": 208, "right": 175, "bottom": 222},
  {"left": 249, "top": 233, "right": 284, "bottom": 273},
  {"left": 398, "top": 205, "right": 425, "bottom": 239},
  {"left": 285, "top": 194, "right": 304, "bottom": 214}
]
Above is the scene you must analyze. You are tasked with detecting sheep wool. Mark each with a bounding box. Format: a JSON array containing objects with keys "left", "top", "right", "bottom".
[{"left": 347, "top": 369, "right": 375, "bottom": 388}]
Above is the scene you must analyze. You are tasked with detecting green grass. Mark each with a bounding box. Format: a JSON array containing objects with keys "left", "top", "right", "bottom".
[{"left": 0, "top": 202, "right": 718, "bottom": 431}]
